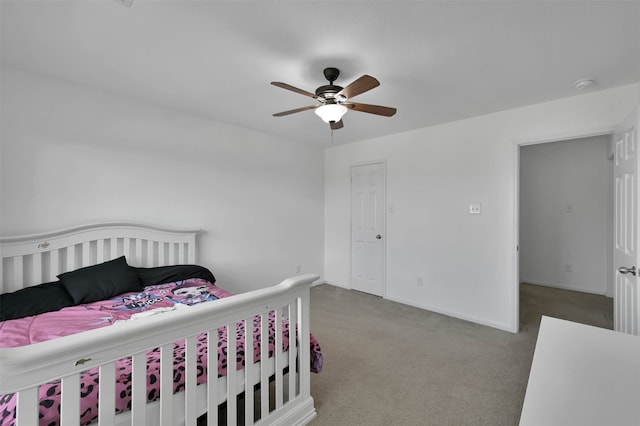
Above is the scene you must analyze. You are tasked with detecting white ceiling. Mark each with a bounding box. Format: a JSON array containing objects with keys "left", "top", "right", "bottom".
[{"left": 2, "top": 0, "right": 639, "bottom": 146}]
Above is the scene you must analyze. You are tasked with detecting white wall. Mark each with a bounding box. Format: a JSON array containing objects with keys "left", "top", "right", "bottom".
[
  {"left": 325, "top": 84, "right": 639, "bottom": 332},
  {"left": 519, "top": 136, "right": 611, "bottom": 295},
  {"left": 0, "top": 68, "right": 325, "bottom": 293}
]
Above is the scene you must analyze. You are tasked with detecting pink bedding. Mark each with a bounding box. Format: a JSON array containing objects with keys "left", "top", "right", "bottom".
[{"left": 0, "top": 279, "right": 323, "bottom": 426}]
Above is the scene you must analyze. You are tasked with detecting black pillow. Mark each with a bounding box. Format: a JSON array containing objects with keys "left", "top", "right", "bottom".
[
  {"left": 134, "top": 265, "right": 216, "bottom": 287},
  {"left": 58, "top": 256, "right": 142, "bottom": 304},
  {"left": 0, "top": 280, "right": 75, "bottom": 321}
]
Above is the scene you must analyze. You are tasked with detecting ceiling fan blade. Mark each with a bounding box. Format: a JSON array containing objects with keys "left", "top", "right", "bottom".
[
  {"left": 337, "top": 75, "right": 380, "bottom": 99},
  {"left": 271, "top": 82, "right": 318, "bottom": 99},
  {"left": 330, "top": 120, "right": 344, "bottom": 130},
  {"left": 345, "top": 102, "right": 397, "bottom": 117},
  {"left": 272, "top": 105, "right": 318, "bottom": 117}
]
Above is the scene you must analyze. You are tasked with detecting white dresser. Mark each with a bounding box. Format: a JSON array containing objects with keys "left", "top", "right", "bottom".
[{"left": 520, "top": 316, "right": 640, "bottom": 426}]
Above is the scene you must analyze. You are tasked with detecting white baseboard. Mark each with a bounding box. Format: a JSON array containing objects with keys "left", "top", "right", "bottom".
[
  {"left": 318, "top": 282, "right": 516, "bottom": 332},
  {"left": 384, "top": 295, "right": 516, "bottom": 333},
  {"left": 319, "top": 280, "right": 349, "bottom": 289},
  {"left": 520, "top": 279, "right": 607, "bottom": 296},
  {"left": 310, "top": 279, "right": 326, "bottom": 287}
]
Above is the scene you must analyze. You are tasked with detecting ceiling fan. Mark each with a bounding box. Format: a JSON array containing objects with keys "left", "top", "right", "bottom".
[{"left": 271, "top": 67, "right": 397, "bottom": 130}]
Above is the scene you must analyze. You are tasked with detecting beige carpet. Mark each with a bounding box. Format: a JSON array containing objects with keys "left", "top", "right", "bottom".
[{"left": 308, "top": 283, "right": 613, "bottom": 426}]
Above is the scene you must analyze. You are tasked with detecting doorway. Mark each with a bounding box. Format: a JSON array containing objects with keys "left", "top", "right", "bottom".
[{"left": 518, "top": 134, "right": 614, "bottom": 328}]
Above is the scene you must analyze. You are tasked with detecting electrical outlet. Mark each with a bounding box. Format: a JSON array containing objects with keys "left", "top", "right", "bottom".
[
  {"left": 296, "top": 264, "right": 301, "bottom": 274},
  {"left": 565, "top": 264, "right": 572, "bottom": 273},
  {"left": 417, "top": 276, "right": 424, "bottom": 287}
]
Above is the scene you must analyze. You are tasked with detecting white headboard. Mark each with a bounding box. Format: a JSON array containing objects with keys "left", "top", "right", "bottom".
[{"left": 0, "top": 223, "right": 200, "bottom": 293}]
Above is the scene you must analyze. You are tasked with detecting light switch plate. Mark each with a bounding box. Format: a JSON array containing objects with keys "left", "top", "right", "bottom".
[{"left": 469, "top": 203, "right": 481, "bottom": 214}]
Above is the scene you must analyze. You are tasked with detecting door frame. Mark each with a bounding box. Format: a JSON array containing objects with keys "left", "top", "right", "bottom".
[
  {"left": 513, "top": 126, "right": 615, "bottom": 333},
  {"left": 349, "top": 159, "right": 387, "bottom": 297}
]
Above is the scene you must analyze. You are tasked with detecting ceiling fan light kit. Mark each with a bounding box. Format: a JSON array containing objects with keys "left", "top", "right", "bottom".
[
  {"left": 315, "top": 103, "right": 348, "bottom": 123},
  {"left": 271, "top": 67, "right": 397, "bottom": 130}
]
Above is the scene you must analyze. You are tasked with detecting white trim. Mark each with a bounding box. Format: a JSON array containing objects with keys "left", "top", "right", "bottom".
[
  {"left": 514, "top": 126, "right": 616, "bottom": 147},
  {"left": 512, "top": 143, "right": 521, "bottom": 333}
]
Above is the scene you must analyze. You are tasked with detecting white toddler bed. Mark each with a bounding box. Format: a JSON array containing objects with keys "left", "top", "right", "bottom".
[{"left": 0, "top": 223, "right": 319, "bottom": 426}]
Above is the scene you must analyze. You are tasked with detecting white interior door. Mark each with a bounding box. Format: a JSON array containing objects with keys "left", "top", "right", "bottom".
[
  {"left": 350, "top": 162, "right": 385, "bottom": 296},
  {"left": 613, "top": 109, "right": 640, "bottom": 335}
]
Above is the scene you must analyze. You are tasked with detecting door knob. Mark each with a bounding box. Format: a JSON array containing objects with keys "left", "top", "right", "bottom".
[
  {"left": 376, "top": 234, "right": 382, "bottom": 239},
  {"left": 618, "top": 266, "right": 636, "bottom": 276}
]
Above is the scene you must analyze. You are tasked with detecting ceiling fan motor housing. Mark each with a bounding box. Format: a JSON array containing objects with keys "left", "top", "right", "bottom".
[
  {"left": 323, "top": 67, "right": 340, "bottom": 82},
  {"left": 315, "top": 84, "right": 343, "bottom": 99},
  {"left": 316, "top": 67, "right": 344, "bottom": 99}
]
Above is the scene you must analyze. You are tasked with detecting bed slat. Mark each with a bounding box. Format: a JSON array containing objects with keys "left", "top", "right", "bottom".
[
  {"left": 82, "top": 242, "right": 91, "bottom": 268},
  {"left": 184, "top": 335, "right": 197, "bottom": 426},
  {"left": 32, "top": 252, "right": 42, "bottom": 287},
  {"left": 146, "top": 240, "right": 154, "bottom": 267},
  {"left": 110, "top": 238, "right": 118, "bottom": 261},
  {"left": 99, "top": 363, "right": 116, "bottom": 426},
  {"left": 275, "top": 308, "right": 284, "bottom": 410},
  {"left": 61, "top": 373, "right": 81, "bottom": 425},
  {"left": 207, "top": 330, "right": 219, "bottom": 426},
  {"left": 66, "top": 246, "right": 76, "bottom": 273},
  {"left": 260, "top": 312, "right": 269, "bottom": 419},
  {"left": 168, "top": 243, "right": 176, "bottom": 265},
  {"left": 158, "top": 243, "right": 168, "bottom": 265},
  {"left": 97, "top": 239, "right": 105, "bottom": 264},
  {"left": 135, "top": 239, "right": 143, "bottom": 266},
  {"left": 123, "top": 237, "right": 131, "bottom": 260},
  {"left": 244, "top": 315, "right": 255, "bottom": 424},
  {"left": 289, "top": 301, "right": 298, "bottom": 401},
  {"left": 131, "top": 352, "right": 147, "bottom": 425},
  {"left": 48, "top": 249, "right": 59, "bottom": 282},
  {"left": 159, "top": 343, "right": 173, "bottom": 425},
  {"left": 299, "top": 293, "right": 313, "bottom": 402},
  {"left": 226, "top": 324, "right": 237, "bottom": 426},
  {"left": 13, "top": 256, "right": 23, "bottom": 292},
  {"left": 16, "top": 386, "right": 39, "bottom": 426}
]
